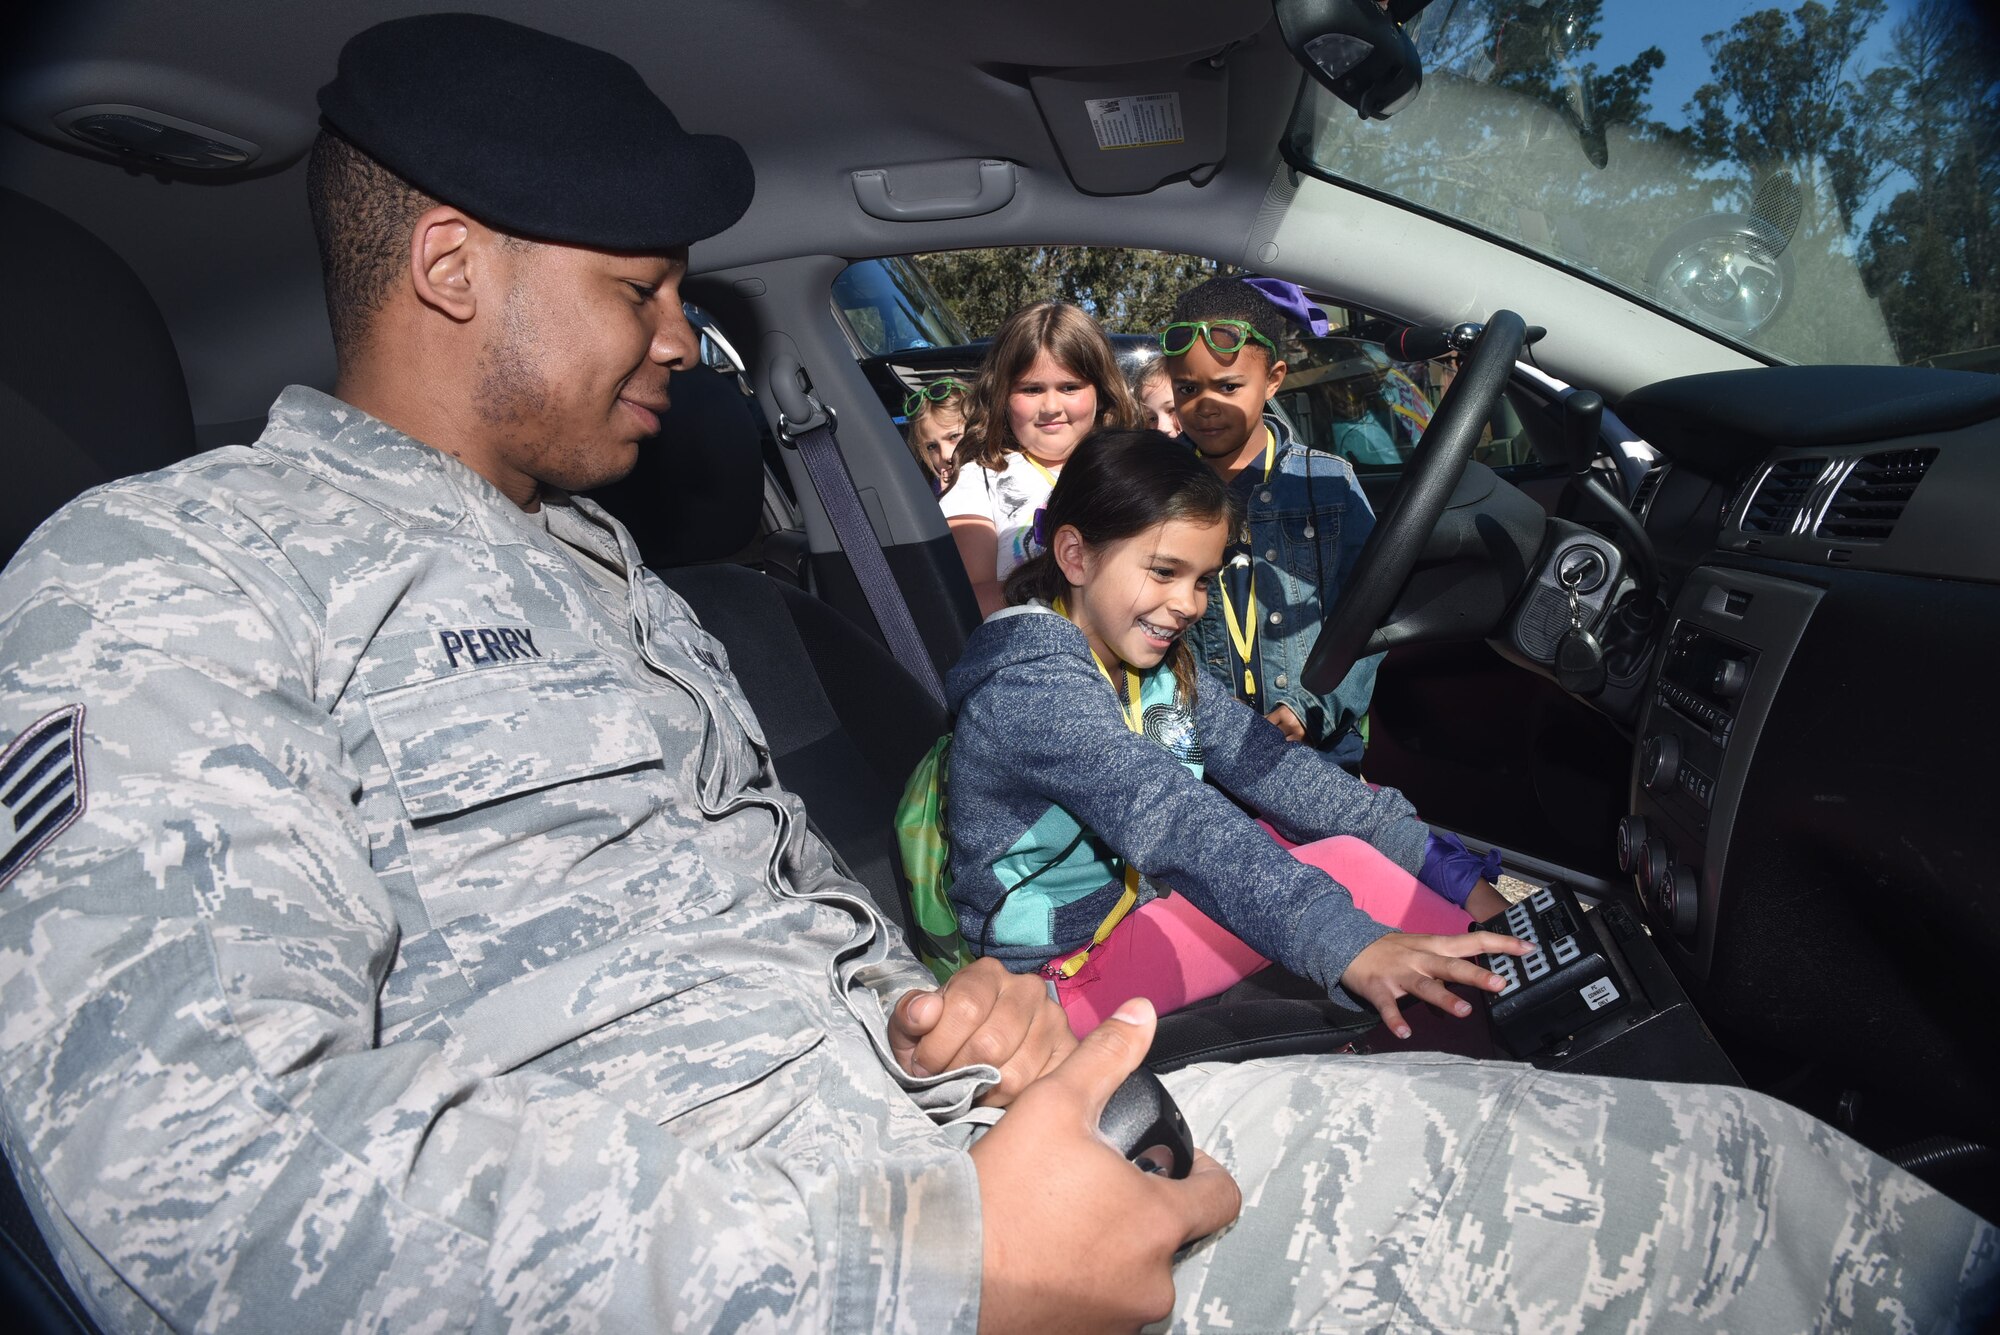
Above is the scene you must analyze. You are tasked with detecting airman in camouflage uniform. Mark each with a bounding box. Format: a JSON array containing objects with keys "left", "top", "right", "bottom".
[
  {"left": 0, "top": 13, "right": 1993, "bottom": 1335},
  {"left": 1, "top": 382, "right": 1991, "bottom": 1333}
]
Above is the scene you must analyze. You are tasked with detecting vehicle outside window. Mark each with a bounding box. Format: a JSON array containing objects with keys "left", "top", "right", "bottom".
[
  {"left": 831, "top": 256, "right": 973, "bottom": 357},
  {"left": 1286, "top": 0, "right": 1999, "bottom": 372}
]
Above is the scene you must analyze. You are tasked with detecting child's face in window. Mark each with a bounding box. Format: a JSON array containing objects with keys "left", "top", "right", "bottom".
[
  {"left": 1168, "top": 339, "right": 1285, "bottom": 463},
  {"left": 1139, "top": 372, "right": 1180, "bottom": 437},
  {"left": 1007, "top": 351, "right": 1098, "bottom": 465},
  {"left": 1055, "top": 516, "right": 1229, "bottom": 672},
  {"left": 914, "top": 406, "right": 965, "bottom": 490}
]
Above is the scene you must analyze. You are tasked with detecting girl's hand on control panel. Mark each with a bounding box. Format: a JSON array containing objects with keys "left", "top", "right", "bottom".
[{"left": 1341, "top": 930, "right": 1532, "bottom": 1039}]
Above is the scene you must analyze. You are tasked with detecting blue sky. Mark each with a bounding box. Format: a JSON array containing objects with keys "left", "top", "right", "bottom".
[{"left": 1593, "top": 0, "right": 1917, "bottom": 129}]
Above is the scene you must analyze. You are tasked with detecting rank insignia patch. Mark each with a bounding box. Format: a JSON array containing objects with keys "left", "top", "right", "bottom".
[{"left": 0, "top": 705, "right": 86, "bottom": 890}]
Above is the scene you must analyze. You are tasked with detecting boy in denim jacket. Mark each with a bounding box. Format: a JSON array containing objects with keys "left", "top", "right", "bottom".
[{"left": 1166, "top": 277, "right": 1380, "bottom": 765}]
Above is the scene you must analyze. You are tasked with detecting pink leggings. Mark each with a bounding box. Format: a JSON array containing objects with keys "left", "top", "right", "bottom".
[{"left": 1049, "top": 831, "right": 1471, "bottom": 1038}]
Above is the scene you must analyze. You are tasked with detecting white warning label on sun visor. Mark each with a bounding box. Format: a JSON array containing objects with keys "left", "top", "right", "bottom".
[
  {"left": 1085, "top": 93, "right": 1185, "bottom": 150},
  {"left": 1580, "top": 977, "right": 1622, "bottom": 1011}
]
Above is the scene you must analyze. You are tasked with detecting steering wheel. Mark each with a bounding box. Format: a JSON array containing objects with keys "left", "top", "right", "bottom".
[{"left": 1301, "top": 310, "right": 1527, "bottom": 694}]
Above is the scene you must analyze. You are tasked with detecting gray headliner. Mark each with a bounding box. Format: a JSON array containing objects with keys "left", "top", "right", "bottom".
[
  {"left": 4, "top": 1, "right": 1751, "bottom": 423},
  {"left": 3, "top": 0, "right": 1756, "bottom": 553}
]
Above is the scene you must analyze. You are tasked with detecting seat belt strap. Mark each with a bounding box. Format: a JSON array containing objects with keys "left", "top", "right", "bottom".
[{"left": 779, "top": 403, "right": 948, "bottom": 710}]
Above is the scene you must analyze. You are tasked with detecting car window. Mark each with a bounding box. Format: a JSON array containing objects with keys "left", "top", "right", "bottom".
[
  {"left": 832, "top": 252, "right": 1558, "bottom": 480},
  {"left": 1279, "top": 312, "right": 1557, "bottom": 477}
]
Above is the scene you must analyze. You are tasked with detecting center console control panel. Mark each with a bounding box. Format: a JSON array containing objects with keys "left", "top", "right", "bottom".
[
  {"left": 1479, "top": 880, "right": 1627, "bottom": 1054},
  {"left": 1462, "top": 880, "right": 1741, "bottom": 1087},
  {"left": 1620, "top": 568, "right": 1822, "bottom": 979}
]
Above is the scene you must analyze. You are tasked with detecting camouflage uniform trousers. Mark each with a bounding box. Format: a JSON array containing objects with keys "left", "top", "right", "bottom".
[{"left": 1156, "top": 1050, "right": 1999, "bottom": 1333}]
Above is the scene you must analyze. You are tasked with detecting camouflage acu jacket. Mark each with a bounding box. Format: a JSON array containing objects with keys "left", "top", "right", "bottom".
[{"left": 0, "top": 387, "right": 991, "bottom": 1332}]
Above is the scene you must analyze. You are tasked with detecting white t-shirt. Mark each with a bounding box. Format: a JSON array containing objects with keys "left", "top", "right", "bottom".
[{"left": 939, "top": 452, "right": 1059, "bottom": 580}]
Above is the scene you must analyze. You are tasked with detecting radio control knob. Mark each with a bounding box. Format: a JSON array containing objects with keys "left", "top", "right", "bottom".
[
  {"left": 1711, "top": 659, "right": 1748, "bottom": 699},
  {"left": 1616, "top": 815, "right": 1648, "bottom": 873},
  {"left": 1640, "top": 837, "right": 1669, "bottom": 903},
  {"left": 1642, "top": 734, "right": 1681, "bottom": 792},
  {"left": 1664, "top": 865, "right": 1699, "bottom": 938}
]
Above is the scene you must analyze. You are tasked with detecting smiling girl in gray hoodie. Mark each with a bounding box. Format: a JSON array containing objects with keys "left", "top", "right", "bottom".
[{"left": 944, "top": 429, "right": 1525, "bottom": 1037}]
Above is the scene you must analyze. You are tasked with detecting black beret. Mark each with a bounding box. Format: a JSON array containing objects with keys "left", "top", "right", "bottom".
[{"left": 317, "top": 13, "right": 753, "bottom": 251}]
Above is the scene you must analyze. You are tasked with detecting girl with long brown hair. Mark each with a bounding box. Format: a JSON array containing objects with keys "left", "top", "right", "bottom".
[{"left": 939, "top": 301, "right": 1139, "bottom": 615}]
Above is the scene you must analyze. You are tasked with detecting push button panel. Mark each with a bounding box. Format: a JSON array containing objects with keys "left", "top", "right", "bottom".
[{"left": 1478, "top": 879, "right": 1628, "bottom": 1056}]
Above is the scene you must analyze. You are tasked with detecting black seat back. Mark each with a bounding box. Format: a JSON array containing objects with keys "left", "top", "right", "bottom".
[
  {"left": 585, "top": 364, "right": 767, "bottom": 568},
  {"left": 665, "top": 564, "right": 943, "bottom": 941},
  {"left": 0, "top": 189, "right": 177, "bottom": 1333},
  {"left": 0, "top": 188, "right": 197, "bottom": 566}
]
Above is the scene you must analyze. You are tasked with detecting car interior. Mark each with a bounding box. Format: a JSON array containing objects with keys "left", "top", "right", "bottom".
[{"left": 3, "top": 0, "right": 1997, "bottom": 1328}]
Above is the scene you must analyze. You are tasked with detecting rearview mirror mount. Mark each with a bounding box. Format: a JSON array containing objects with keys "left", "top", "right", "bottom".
[{"left": 1274, "top": 0, "right": 1427, "bottom": 120}]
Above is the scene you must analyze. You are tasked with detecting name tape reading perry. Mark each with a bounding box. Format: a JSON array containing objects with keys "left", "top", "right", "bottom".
[
  {"left": 439, "top": 626, "right": 545, "bottom": 669},
  {"left": 1085, "top": 93, "right": 1185, "bottom": 150}
]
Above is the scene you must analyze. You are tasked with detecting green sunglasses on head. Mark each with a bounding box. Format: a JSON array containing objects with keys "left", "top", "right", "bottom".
[
  {"left": 1159, "top": 319, "right": 1278, "bottom": 359},
  {"left": 902, "top": 377, "right": 970, "bottom": 416}
]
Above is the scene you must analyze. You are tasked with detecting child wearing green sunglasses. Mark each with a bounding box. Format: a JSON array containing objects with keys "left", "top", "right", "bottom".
[
  {"left": 1162, "top": 276, "right": 1381, "bottom": 764},
  {"left": 903, "top": 376, "right": 971, "bottom": 496}
]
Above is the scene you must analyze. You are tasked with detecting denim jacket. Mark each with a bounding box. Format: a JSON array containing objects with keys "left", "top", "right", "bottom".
[{"left": 1186, "top": 412, "right": 1383, "bottom": 764}]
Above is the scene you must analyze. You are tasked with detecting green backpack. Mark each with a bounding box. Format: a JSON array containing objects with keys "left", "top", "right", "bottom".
[{"left": 895, "top": 735, "right": 977, "bottom": 983}]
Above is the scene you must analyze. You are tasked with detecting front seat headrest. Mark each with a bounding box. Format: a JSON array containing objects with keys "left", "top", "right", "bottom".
[
  {"left": 0, "top": 188, "right": 197, "bottom": 565},
  {"left": 585, "top": 362, "right": 767, "bottom": 568}
]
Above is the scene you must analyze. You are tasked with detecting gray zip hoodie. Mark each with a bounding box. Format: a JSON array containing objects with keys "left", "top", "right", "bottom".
[{"left": 944, "top": 605, "right": 1432, "bottom": 998}]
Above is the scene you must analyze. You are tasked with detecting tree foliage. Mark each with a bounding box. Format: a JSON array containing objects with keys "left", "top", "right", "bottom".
[
  {"left": 1683, "top": 0, "right": 1998, "bottom": 363},
  {"left": 1687, "top": 0, "right": 1886, "bottom": 221},
  {"left": 913, "top": 247, "right": 1230, "bottom": 336},
  {"left": 1857, "top": 0, "right": 2000, "bottom": 362}
]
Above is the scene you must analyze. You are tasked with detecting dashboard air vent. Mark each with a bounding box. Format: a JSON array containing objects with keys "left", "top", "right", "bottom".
[
  {"left": 1815, "top": 448, "right": 1938, "bottom": 543},
  {"left": 1740, "top": 456, "right": 1828, "bottom": 534},
  {"left": 1629, "top": 463, "right": 1667, "bottom": 517}
]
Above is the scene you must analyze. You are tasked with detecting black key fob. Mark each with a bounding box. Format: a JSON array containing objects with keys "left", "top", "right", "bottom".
[
  {"left": 1098, "top": 1068, "right": 1194, "bottom": 1178},
  {"left": 1556, "top": 625, "right": 1608, "bottom": 695}
]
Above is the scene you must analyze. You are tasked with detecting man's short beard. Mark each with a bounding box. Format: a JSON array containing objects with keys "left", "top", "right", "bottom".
[
  {"left": 471, "top": 269, "right": 643, "bottom": 495},
  {"left": 475, "top": 288, "right": 550, "bottom": 433}
]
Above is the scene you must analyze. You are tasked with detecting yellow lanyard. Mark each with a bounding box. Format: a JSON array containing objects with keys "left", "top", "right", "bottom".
[
  {"left": 1217, "top": 575, "right": 1258, "bottom": 697},
  {"left": 1217, "top": 427, "right": 1276, "bottom": 697},
  {"left": 1093, "top": 652, "right": 1145, "bottom": 733},
  {"left": 1052, "top": 597, "right": 1146, "bottom": 732},
  {"left": 1019, "top": 453, "right": 1060, "bottom": 488},
  {"left": 1048, "top": 597, "right": 1147, "bottom": 977}
]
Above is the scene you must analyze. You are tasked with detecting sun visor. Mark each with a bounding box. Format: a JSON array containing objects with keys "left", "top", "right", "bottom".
[{"left": 1028, "top": 58, "right": 1227, "bottom": 196}]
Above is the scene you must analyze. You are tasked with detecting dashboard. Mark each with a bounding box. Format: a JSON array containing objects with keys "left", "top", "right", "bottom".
[{"left": 1613, "top": 365, "right": 2000, "bottom": 1138}]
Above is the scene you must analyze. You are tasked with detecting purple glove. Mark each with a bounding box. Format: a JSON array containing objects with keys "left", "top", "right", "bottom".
[{"left": 1420, "top": 832, "right": 1503, "bottom": 909}]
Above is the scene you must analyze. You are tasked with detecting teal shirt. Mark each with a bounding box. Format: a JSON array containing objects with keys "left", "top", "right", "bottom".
[{"left": 985, "top": 651, "right": 1200, "bottom": 952}]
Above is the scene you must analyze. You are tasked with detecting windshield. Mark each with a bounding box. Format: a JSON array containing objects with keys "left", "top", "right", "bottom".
[{"left": 1286, "top": 0, "right": 1998, "bottom": 370}]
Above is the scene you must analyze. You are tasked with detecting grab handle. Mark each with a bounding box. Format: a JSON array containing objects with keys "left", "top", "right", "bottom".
[{"left": 851, "top": 159, "right": 1016, "bottom": 222}]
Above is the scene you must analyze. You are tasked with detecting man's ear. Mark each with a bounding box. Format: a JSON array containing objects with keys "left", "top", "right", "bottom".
[
  {"left": 1052, "top": 523, "right": 1091, "bottom": 587},
  {"left": 1263, "top": 358, "right": 1289, "bottom": 402},
  {"left": 409, "top": 206, "right": 481, "bottom": 322}
]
